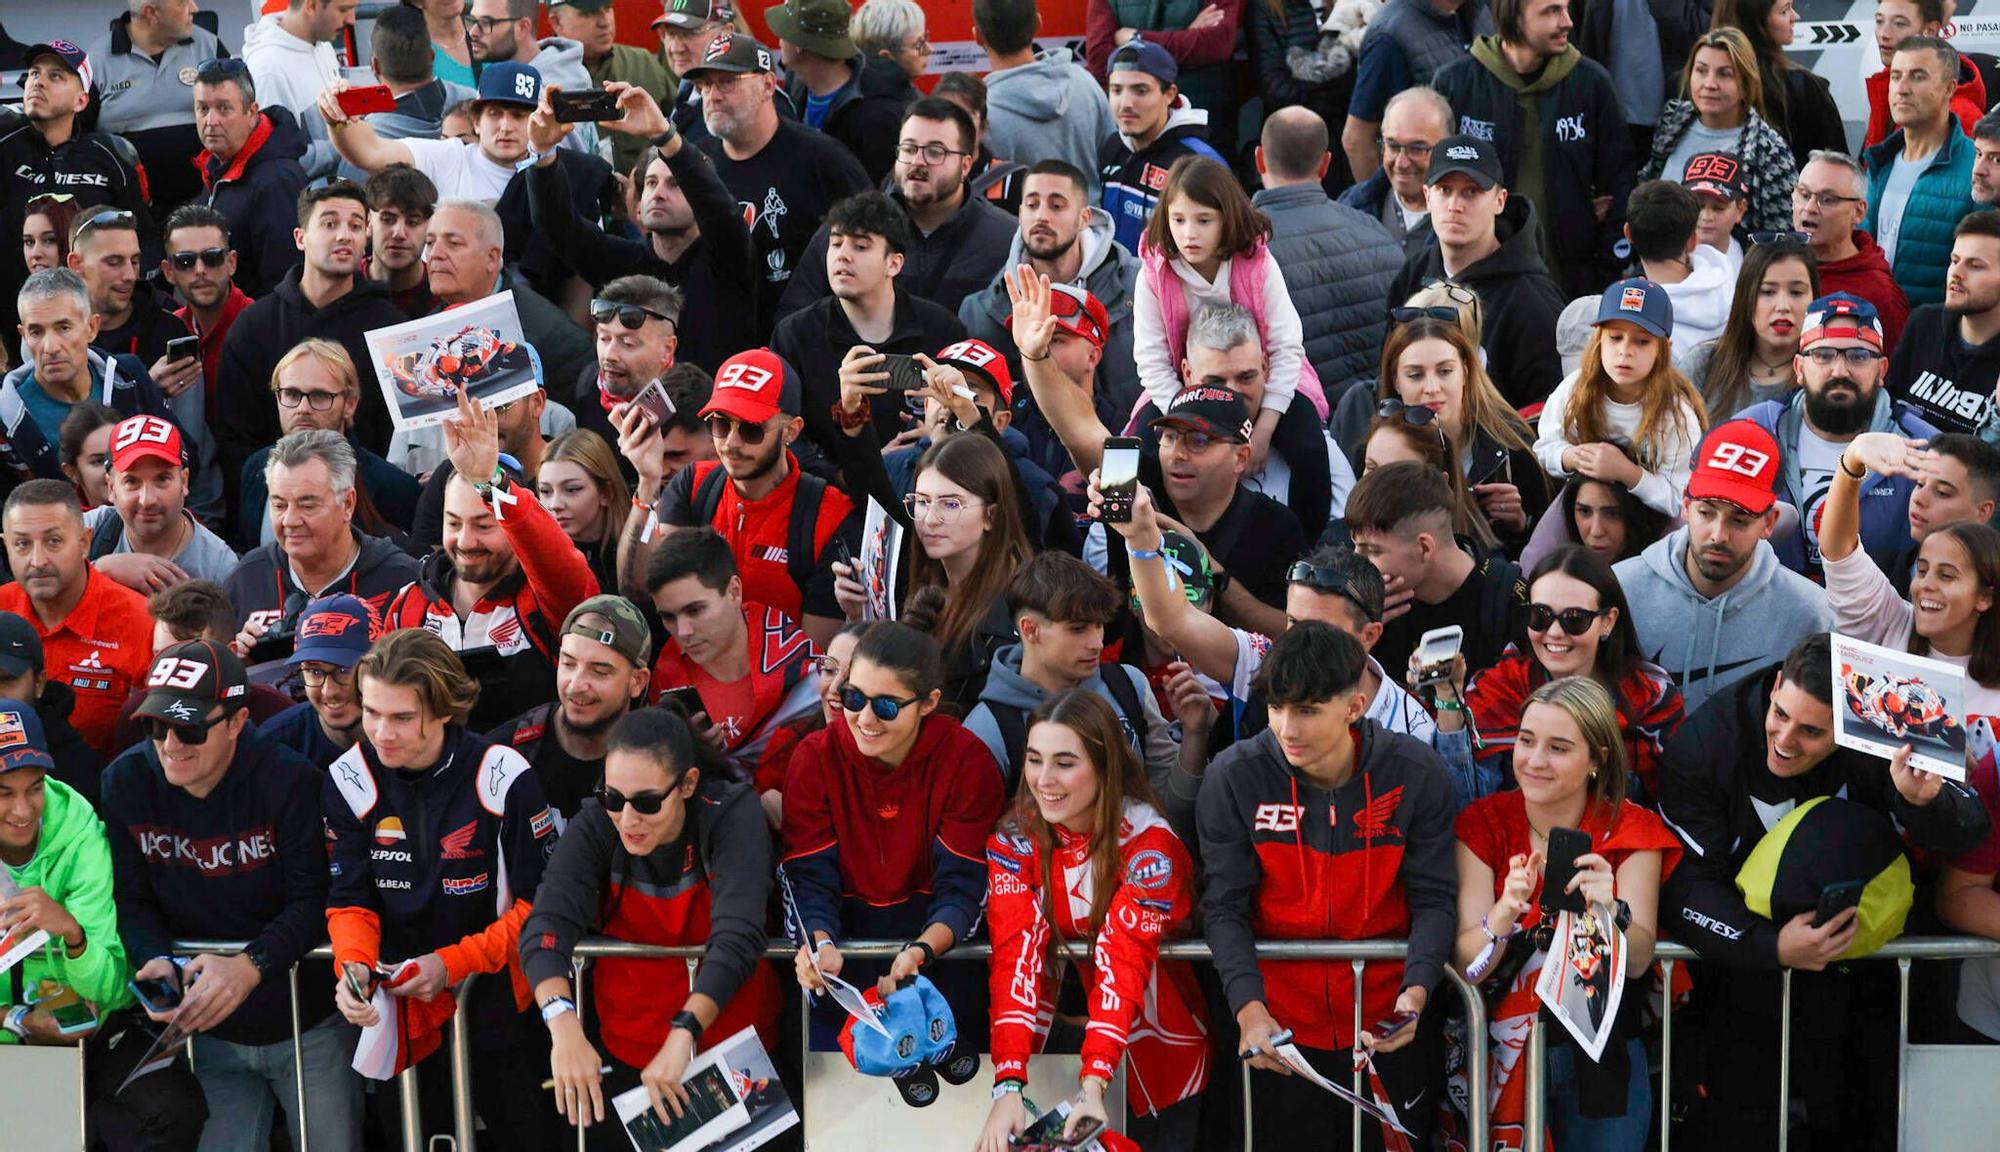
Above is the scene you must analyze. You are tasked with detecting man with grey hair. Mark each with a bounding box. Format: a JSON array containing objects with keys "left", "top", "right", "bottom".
[
  {"left": 421, "top": 199, "right": 594, "bottom": 390},
  {"left": 192, "top": 59, "right": 311, "bottom": 298},
  {"left": 224, "top": 429, "right": 420, "bottom": 652},
  {"left": 1254, "top": 107, "right": 1405, "bottom": 399},
  {"left": 1798, "top": 149, "right": 1911, "bottom": 349},
  {"left": 241, "top": 0, "right": 356, "bottom": 179},
  {"left": 2, "top": 269, "right": 175, "bottom": 506},
  {"left": 1863, "top": 35, "right": 1980, "bottom": 307},
  {"left": 1338, "top": 86, "right": 1454, "bottom": 253},
  {"left": 86, "top": 0, "right": 230, "bottom": 210}
]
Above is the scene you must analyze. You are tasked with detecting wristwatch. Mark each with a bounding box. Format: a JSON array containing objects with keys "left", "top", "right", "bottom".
[
  {"left": 670, "top": 1010, "right": 704, "bottom": 1042},
  {"left": 650, "top": 120, "right": 679, "bottom": 148},
  {"left": 243, "top": 945, "right": 273, "bottom": 978}
]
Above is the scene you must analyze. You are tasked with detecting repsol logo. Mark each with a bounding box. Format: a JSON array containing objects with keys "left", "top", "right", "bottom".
[{"left": 371, "top": 849, "right": 413, "bottom": 863}]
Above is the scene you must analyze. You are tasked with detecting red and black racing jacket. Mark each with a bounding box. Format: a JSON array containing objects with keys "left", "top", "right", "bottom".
[
  {"left": 987, "top": 800, "right": 1208, "bottom": 1116},
  {"left": 1195, "top": 722, "right": 1459, "bottom": 1050},
  {"left": 649, "top": 601, "right": 822, "bottom": 795},
  {"left": 1466, "top": 646, "right": 1684, "bottom": 803}
]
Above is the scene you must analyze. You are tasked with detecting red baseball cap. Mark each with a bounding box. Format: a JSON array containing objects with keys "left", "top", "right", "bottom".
[
  {"left": 1686, "top": 420, "right": 1780, "bottom": 515},
  {"left": 110, "top": 415, "right": 185, "bottom": 474},
  {"left": 699, "top": 348, "right": 801, "bottom": 425},
  {"left": 1048, "top": 283, "right": 1109, "bottom": 348},
  {"left": 935, "top": 338, "right": 1013, "bottom": 406}
]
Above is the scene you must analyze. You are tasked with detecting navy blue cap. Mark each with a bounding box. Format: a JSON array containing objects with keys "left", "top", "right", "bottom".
[
  {"left": 0, "top": 612, "right": 42, "bottom": 678},
  {"left": 1800, "top": 291, "right": 1885, "bottom": 352},
  {"left": 287, "top": 595, "right": 375, "bottom": 670},
  {"left": 474, "top": 61, "right": 543, "bottom": 109},
  {"left": 0, "top": 699, "right": 55, "bottom": 776},
  {"left": 1595, "top": 278, "right": 1674, "bottom": 340},
  {"left": 1109, "top": 39, "right": 1178, "bottom": 86}
]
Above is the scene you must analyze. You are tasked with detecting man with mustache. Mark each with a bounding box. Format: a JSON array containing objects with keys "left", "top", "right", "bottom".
[
  {"left": 488, "top": 595, "right": 651, "bottom": 819},
  {"left": 160, "top": 205, "right": 256, "bottom": 430},
  {"left": 1738, "top": 293, "right": 1938, "bottom": 578}
]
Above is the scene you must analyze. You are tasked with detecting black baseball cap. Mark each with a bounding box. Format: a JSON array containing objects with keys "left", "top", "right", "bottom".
[
  {"left": 683, "top": 34, "right": 775, "bottom": 80},
  {"left": 1426, "top": 135, "right": 1504, "bottom": 190},
  {"left": 0, "top": 613, "right": 43, "bottom": 678},
  {"left": 135, "top": 640, "right": 249, "bottom": 726},
  {"left": 1149, "top": 385, "right": 1252, "bottom": 444}
]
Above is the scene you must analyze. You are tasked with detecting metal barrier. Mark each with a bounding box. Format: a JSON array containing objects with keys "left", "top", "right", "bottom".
[{"left": 163, "top": 935, "right": 2000, "bottom": 1152}]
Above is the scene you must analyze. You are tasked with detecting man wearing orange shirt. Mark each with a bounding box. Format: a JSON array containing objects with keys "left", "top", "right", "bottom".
[{"left": 0, "top": 479, "right": 153, "bottom": 756}]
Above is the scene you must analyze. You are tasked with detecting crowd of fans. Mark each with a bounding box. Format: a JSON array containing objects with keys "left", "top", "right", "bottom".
[{"left": 8, "top": 0, "right": 2000, "bottom": 1150}]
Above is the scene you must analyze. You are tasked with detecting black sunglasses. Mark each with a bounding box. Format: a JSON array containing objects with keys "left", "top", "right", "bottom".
[
  {"left": 1377, "top": 398, "right": 1438, "bottom": 427},
  {"left": 1526, "top": 603, "right": 1605, "bottom": 636},
  {"left": 144, "top": 711, "right": 230, "bottom": 745},
  {"left": 169, "top": 247, "right": 229, "bottom": 271},
  {"left": 590, "top": 298, "right": 674, "bottom": 330},
  {"left": 1390, "top": 305, "right": 1461, "bottom": 327},
  {"left": 840, "top": 684, "right": 922, "bottom": 722},
  {"left": 194, "top": 57, "right": 250, "bottom": 83},
  {"left": 1749, "top": 230, "right": 1811, "bottom": 247},
  {"left": 72, "top": 209, "right": 136, "bottom": 246},
  {"left": 705, "top": 413, "right": 769, "bottom": 444},
  {"left": 599, "top": 785, "right": 675, "bottom": 815},
  {"left": 1286, "top": 561, "right": 1381, "bottom": 623}
]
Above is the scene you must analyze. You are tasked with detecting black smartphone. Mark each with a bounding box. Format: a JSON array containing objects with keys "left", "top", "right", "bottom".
[
  {"left": 1100, "top": 437, "right": 1143, "bottom": 524},
  {"left": 878, "top": 353, "right": 929, "bottom": 391},
  {"left": 830, "top": 535, "right": 854, "bottom": 572},
  {"left": 1813, "top": 879, "right": 1867, "bottom": 928},
  {"left": 165, "top": 335, "right": 199, "bottom": 362},
  {"left": 129, "top": 978, "right": 182, "bottom": 1014},
  {"left": 551, "top": 88, "right": 620, "bottom": 122},
  {"left": 1370, "top": 1009, "right": 1417, "bottom": 1041},
  {"left": 661, "top": 685, "right": 705, "bottom": 718},
  {"left": 1539, "top": 827, "right": 1593, "bottom": 914}
]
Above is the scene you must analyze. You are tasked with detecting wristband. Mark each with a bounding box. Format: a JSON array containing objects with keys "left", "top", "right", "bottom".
[
  {"left": 991, "top": 1079, "right": 1025, "bottom": 1100},
  {"left": 1613, "top": 899, "right": 1632, "bottom": 932},
  {"left": 540, "top": 996, "right": 578, "bottom": 1024},
  {"left": 830, "top": 401, "right": 872, "bottom": 432},
  {"left": 650, "top": 121, "right": 679, "bottom": 148},
  {"left": 1022, "top": 350, "right": 1051, "bottom": 362},
  {"left": 903, "top": 939, "right": 937, "bottom": 967},
  {"left": 1128, "top": 545, "right": 1164, "bottom": 561},
  {"left": 1435, "top": 699, "right": 1465, "bottom": 714},
  {"left": 670, "top": 1010, "right": 704, "bottom": 1043},
  {"left": 3, "top": 1004, "right": 28, "bottom": 1039},
  {"left": 1839, "top": 452, "right": 1865, "bottom": 480}
]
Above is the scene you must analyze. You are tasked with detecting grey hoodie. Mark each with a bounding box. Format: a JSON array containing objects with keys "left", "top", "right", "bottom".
[
  {"left": 1613, "top": 526, "right": 1833, "bottom": 713},
  {"left": 962, "top": 643, "right": 1196, "bottom": 835},
  {"left": 983, "top": 48, "right": 1117, "bottom": 198},
  {"left": 529, "top": 37, "right": 601, "bottom": 157}
]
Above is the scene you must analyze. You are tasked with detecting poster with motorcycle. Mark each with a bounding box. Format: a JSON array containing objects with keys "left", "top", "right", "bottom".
[
  {"left": 1831, "top": 633, "right": 1970, "bottom": 781},
  {"left": 364, "top": 292, "right": 541, "bottom": 431}
]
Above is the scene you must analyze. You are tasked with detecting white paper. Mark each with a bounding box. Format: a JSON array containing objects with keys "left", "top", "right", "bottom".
[
  {"left": 1831, "top": 633, "right": 1971, "bottom": 781},
  {"left": 614, "top": 1042, "right": 750, "bottom": 1152},
  {"left": 702, "top": 1026, "right": 800, "bottom": 1152},
  {"left": 363, "top": 291, "right": 539, "bottom": 431},
  {"left": 1534, "top": 904, "right": 1627, "bottom": 1062},
  {"left": 1273, "top": 1042, "right": 1413, "bottom": 1136},
  {"left": 812, "top": 949, "right": 890, "bottom": 1039},
  {"left": 858, "top": 497, "right": 902, "bottom": 622},
  {"left": 0, "top": 925, "right": 49, "bottom": 977}
]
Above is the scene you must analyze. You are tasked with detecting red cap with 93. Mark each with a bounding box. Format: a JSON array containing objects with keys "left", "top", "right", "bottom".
[
  {"left": 111, "top": 415, "right": 185, "bottom": 473},
  {"left": 1686, "top": 420, "right": 1780, "bottom": 515},
  {"left": 700, "top": 348, "right": 802, "bottom": 425}
]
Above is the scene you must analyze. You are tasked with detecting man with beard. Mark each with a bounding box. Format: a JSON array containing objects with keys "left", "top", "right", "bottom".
[
  {"left": 1616, "top": 422, "right": 1834, "bottom": 713},
  {"left": 161, "top": 206, "right": 255, "bottom": 436},
  {"left": 524, "top": 82, "right": 758, "bottom": 372},
  {"left": 1972, "top": 110, "right": 2000, "bottom": 208},
  {"left": 620, "top": 348, "right": 855, "bottom": 649},
  {"left": 776, "top": 98, "right": 1015, "bottom": 320},
  {"left": 1889, "top": 209, "right": 2000, "bottom": 439},
  {"left": 262, "top": 594, "right": 374, "bottom": 768},
  {"left": 387, "top": 387, "right": 600, "bottom": 734},
  {"left": 959, "top": 160, "right": 1142, "bottom": 415},
  {"left": 488, "top": 595, "right": 652, "bottom": 818},
  {"left": 1739, "top": 293, "right": 1938, "bottom": 578},
  {"left": 363, "top": 165, "right": 439, "bottom": 316},
  {"left": 569, "top": 275, "right": 684, "bottom": 463}
]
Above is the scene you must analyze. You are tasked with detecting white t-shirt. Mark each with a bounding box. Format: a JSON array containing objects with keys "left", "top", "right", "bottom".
[
  {"left": 1795, "top": 423, "right": 1846, "bottom": 567},
  {"left": 402, "top": 138, "right": 516, "bottom": 203}
]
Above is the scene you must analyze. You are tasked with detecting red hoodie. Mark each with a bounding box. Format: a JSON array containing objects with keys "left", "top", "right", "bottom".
[
  {"left": 1819, "top": 230, "right": 1912, "bottom": 354},
  {"left": 1864, "top": 60, "right": 1987, "bottom": 150}
]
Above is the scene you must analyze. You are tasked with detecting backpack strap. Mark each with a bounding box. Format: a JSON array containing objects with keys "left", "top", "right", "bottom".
[
  {"left": 692, "top": 464, "right": 728, "bottom": 526},
  {"left": 787, "top": 472, "right": 827, "bottom": 595},
  {"left": 88, "top": 513, "right": 123, "bottom": 562},
  {"left": 1100, "top": 664, "right": 1150, "bottom": 755},
  {"left": 992, "top": 703, "right": 1029, "bottom": 794}
]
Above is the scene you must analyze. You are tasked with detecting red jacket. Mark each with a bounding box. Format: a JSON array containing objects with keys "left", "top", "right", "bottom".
[
  {"left": 650, "top": 601, "right": 822, "bottom": 793},
  {"left": 659, "top": 456, "right": 852, "bottom": 625},
  {"left": 1818, "top": 230, "right": 1912, "bottom": 355},
  {"left": 0, "top": 568, "right": 153, "bottom": 757},
  {"left": 1865, "top": 61, "right": 1987, "bottom": 150},
  {"left": 1465, "top": 647, "right": 1685, "bottom": 804},
  {"left": 987, "top": 802, "right": 1208, "bottom": 1116}
]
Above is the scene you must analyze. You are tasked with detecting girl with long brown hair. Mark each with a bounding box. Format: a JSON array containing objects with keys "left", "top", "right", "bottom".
[
  {"left": 1534, "top": 278, "right": 1709, "bottom": 517},
  {"left": 977, "top": 690, "right": 1208, "bottom": 1152},
  {"left": 1683, "top": 235, "right": 1818, "bottom": 420}
]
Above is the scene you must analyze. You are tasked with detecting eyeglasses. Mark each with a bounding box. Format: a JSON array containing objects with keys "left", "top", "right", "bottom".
[
  {"left": 194, "top": 58, "right": 250, "bottom": 84},
  {"left": 896, "top": 141, "right": 969, "bottom": 165},
  {"left": 598, "top": 785, "right": 675, "bottom": 815},
  {"left": 169, "top": 248, "right": 229, "bottom": 271},
  {"left": 1525, "top": 603, "right": 1605, "bottom": 636},
  {"left": 1750, "top": 230, "right": 1812, "bottom": 247},
  {"left": 1790, "top": 188, "right": 1861, "bottom": 210},
  {"left": 72, "top": 209, "right": 136, "bottom": 246},
  {"left": 1287, "top": 561, "right": 1381, "bottom": 623},
  {"left": 1390, "top": 305, "right": 1461, "bottom": 327},
  {"left": 704, "top": 413, "right": 770, "bottom": 444},
  {"left": 812, "top": 654, "right": 845, "bottom": 680},
  {"left": 590, "top": 298, "right": 674, "bottom": 330},
  {"left": 1158, "top": 426, "right": 1227, "bottom": 453},
  {"left": 1377, "top": 138, "right": 1435, "bottom": 160},
  {"left": 840, "top": 684, "right": 923, "bottom": 721},
  {"left": 460, "top": 13, "right": 514, "bottom": 32},
  {"left": 1803, "top": 346, "right": 1883, "bottom": 367},
  {"left": 903, "top": 493, "right": 985, "bottom": 522},
  {"left": 144, "top": 711, "right": 230, "bottom": 745},
  {"left": 298, "top": 663, "right": 355, "bottom": 687},
  {"left": 277, "top": 387, "right": 346, "bottom": 411}
]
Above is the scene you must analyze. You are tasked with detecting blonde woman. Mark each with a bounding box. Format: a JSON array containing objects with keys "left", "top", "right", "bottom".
[{"left": 538, "top": 429, "right": 631, "bottom": 597}]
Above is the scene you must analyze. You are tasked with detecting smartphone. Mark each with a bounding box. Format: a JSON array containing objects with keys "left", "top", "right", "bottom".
[
  {"left": 48, "top": 1000, "right": 98, "bottom": 1036},
  {"left": 1411, "top": 625, "right": 1464, "bottom": 688},
  {"left": 829, "top": 535, "right": 854, "bottom": 573},
  {"left": 661, "top": 685, "right": 705, "bottom": 718},
  {"left": 334, "top": 83, "right": 397, "bottom": 117},
  {"left": 877, "top": 353, "right": 929, "bottom": 392},
  {"left": 1813, "top": 879, "right": 1867, "bottom": 928},
  {"left": 1370, "top": 1009, "right": 1417, "bottom": 1042},
  {"left": 165, "top": 335, "right": 199, "bottom": 362},
  {"left": 1099, "top": 437, "right": 1143, "bottom": 525},
  {"left": 1540, "top": 826, "right": 1593, "bottom": 915},
  {"left": 129, "top": 978, "right": 182, "bottom": 1014},
  {"left": 632, "top": 378, "right": 675, "bottom": 429},
  {"left": 1011, "top": 1105, "right": 1105, "bottom": 1150},
  {"left": 551, "top": 88, "right": 621, "bottom": 123}
]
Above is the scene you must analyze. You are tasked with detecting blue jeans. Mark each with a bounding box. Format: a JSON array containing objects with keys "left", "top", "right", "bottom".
[
  {"left": 190, "top": 1015, "right": 362, "bottom": 1152},
  {"left": 1546, "top": 1034, "right": 1651, "bottom": 1152}
]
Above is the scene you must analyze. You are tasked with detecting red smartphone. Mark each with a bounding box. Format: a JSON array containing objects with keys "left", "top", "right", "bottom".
[{"left": 335, "top": 84, "right": 398, "bottom": 117}]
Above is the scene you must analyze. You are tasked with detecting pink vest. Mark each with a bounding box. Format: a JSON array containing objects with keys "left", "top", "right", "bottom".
[{"left": 1138, "top": 235, "right": 1328, "bottom": 420}]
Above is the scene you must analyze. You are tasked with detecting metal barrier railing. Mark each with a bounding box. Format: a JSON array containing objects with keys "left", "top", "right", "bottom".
[{"left": 163, "top": 935, "right": 2000, "bottom": 1152}]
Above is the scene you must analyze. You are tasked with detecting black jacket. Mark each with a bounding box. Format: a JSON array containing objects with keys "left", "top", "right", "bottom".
[
  {"left": 524, "top": 142, "right": 758, "bottom": 372},
  {"left": 1572, "top": 0, "right": 1712, "bottom": 104},
  {"left": 494, "top": 145, "right": 618, "bottom": 304},
  {"left": 1659, "top": 668, "right": 1990, "bottom": 970},
  {"left": 38, "top": 681, "right": 106, "bottom": 813},
  {"left": 1390, "top": 197, "right": 1568, "bottom": 408},
  {"left": 775, "top": 189, "right": 1017, "bottom": 323},
  {"left": 215, "top": 268, "right": 408, "bottom": 532},
  {"left": 785, "top": 53, "right": 921, "bottom": 185},
  {"left": 223, "top": 528, "right": 422, "bottom": 632},
  {"left": 773, "top": 290, "right": 968, "bottom": 465},
  {"left": 1765, "top": 63, "right": 1848, "bottom": 169},
  {"left": 196, "top": 106, "right": 310, "bottom": 299},
  {"left": 1887, "top": 302, "right": 2000, "bottom": 439},
  {"left": 1431, "top": 40, "right": 1634, "bottom": 298}
]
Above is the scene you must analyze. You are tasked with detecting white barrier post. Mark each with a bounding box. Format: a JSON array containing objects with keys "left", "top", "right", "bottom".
[
  {"left": 449, "top": 974, "right": 478, "bottom": 1151},
  {"left": 1524, "top": 1013, "right": 1547, "bottom": 1152},
  {"left": 1778, "top": 967, "right": 1793, "bottom": 1152},
  {"left": 1659, "top": 957, "right": 1675, "bottom": 1152},
  {"left": 288, "top": 964, "right": 310, "bottom": 1152}
]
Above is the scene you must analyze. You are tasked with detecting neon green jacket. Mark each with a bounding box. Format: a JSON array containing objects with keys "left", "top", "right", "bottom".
[{"left": 2, "top": 778, "right": 130, "bottom": 1042}]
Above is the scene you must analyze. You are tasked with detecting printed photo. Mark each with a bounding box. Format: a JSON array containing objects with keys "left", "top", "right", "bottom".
[
  {"left": 364, "top": 292, "right": 540, "bottom": 430},
  {"left": 1831, "top": 633, "right": 1970, "bottom": 781}
]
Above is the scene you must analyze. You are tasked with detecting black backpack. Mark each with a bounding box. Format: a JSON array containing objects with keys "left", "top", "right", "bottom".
[
  {"left": 988, "top": 666, "right": 1151, "bottom": 788},
  {"left": 691, "top": 464, "right": 827, "bottom": 594}
]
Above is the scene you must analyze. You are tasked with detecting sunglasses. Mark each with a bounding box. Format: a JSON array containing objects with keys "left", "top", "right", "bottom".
[
  {"left": 169, "top": 248, "right": 229, "bottom": 271},
  {"left": 598, "top": 785, "right": 676, "bottom": 815},
  {"left": 590, "top": 298, "right": 674, "bottom": 330},
  {"left": 72, "top": 209, "right": 136, "bottom": 246},
  {"left": 1286, "top": 561, "right": 1381, "bottom": 623},
  {"left": 1377, "top": 398, "right": 1439, "bottom": 427},
  {"left": 195, "top": 57, "right": 251, "bottom": 83},
  {"left": 1390, "top": 305, "right": 1460, "bottom": 327},
  {"left": 144, "top": 711, "right": 230, "bottom": 745},
  {"left": 704, "top": 413, "right": 769, "bottom": 444},
  {"left": 1749, "top": 230, "right": 1811, "bottom": 247},
  {"left": 840, "top": 684, "right": 923, "bottom": 721},
  {"left": 1525, "top": 603, "right": 1605, "bottom": 636}
]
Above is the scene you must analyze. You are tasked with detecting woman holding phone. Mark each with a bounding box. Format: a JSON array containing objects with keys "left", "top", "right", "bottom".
[{"left": 1451, "top": 676, "right": 1680, "bottom": 1151}]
